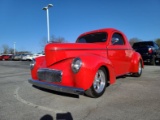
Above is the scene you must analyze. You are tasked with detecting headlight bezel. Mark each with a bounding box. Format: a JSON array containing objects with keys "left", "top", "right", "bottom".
[
  {"left": 30, "top": 59, "right": 36, "bottom": 70},
  {"left": 71, "top": 58, "right": 82, "bottom": 73}
]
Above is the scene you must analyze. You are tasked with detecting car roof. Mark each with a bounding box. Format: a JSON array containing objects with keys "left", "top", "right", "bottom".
[{"left": 78, "top": 28, "right": 120, "bottom": 37}]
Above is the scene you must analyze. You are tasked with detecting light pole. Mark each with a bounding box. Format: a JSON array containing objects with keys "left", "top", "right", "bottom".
[{"left": 42, "top": 4, "right": 53, "bottom": 43}]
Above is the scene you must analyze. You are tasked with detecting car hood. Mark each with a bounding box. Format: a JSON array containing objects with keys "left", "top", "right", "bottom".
[{"left": 45, "top": 43, "right": 107, "bottom": 67}]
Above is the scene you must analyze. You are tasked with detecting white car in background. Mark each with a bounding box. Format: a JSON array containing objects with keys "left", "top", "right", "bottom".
[
  {"left": 32, "top": 53, "right": 44, "bottom": 59},
  {"left": 21, "top": 54, "right": 33, "bottom": 61},
  {"left": 20, "top": 53, "right": 44, "bottom": 61},
  {"left": 12, "top": 54, "right": 22, "bottom": 61}
]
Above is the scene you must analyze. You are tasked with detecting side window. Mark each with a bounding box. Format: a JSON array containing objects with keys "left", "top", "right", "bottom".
[{"left": 111, "top": 33, "right": 125, "bottom": 45}]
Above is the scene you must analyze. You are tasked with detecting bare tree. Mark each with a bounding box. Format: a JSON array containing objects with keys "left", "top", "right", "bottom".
[
  {"left": 17, "top": 51, "right": 31, "bottom": 54},
  {"left": 50, "top": 35, "right": 67, "bottom": 43},
  {"left": 8, "top": 48, "right": 14, "bottom": 54},
  {"left": 0, "top": 47, "right": 2, "bottom": 54},
  {"left": 155, "top": 38, "right": 160, "bottom": 47},
  {"left": 129, "top": 38, "right": 142, "bottom": 46},
  {"left": 40, "top": 35, "right": 67, "bottom": 51},
  {"left": 2, "top": 44, "right": 9, "bottom": 54},
  {"left": 40, "top": 37, "right": 48, "bottom": 51}
]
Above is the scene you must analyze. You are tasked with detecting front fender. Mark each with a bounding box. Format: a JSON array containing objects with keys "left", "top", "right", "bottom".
[
  {"left": 31, "top": 56, "right": 46, "bottom": 80},
  {"left": 31, "top": 54, "right": 116, "bottom": 91},
  {"left": 74, "top": 54, "right": 116, "bottom": 90}
]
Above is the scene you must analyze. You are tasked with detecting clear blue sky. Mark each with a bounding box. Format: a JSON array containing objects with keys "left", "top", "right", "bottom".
[{"left": 0, "top": 0, "right": 160, "bottom": 53}]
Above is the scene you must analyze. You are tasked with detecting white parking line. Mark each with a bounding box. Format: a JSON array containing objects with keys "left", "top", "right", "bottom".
[{"left": 14, "top": 86, "right": 64, "bottom": 113}]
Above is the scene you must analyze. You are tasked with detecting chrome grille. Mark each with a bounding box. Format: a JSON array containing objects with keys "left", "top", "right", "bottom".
[{"left": 38, "top": 68, "right": 62, "bottom": 82}]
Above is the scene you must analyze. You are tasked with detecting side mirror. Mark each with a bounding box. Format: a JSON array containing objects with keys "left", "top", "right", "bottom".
[{"left": 111, "top": 37, "right": 119, "bottom": 45}]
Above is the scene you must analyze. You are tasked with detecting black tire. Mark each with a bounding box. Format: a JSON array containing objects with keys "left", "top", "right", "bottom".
[
  {"left": 150, "top": 55, "right": 156, "bottom": 65},
  {"left": 132, "top": 60, "right": 142, "bottom": 77},
  {"left": 85, "top": 67, "right": 107, "bottom": 98}
]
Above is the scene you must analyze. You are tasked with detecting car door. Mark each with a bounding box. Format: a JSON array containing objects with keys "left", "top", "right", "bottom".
[{"left": 107, "top": 32, "right": 130, "bottom": 76}]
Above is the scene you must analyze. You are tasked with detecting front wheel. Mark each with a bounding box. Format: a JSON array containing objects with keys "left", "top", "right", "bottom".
[
  {"left": 132, "top": 60, "right": 142, "bottom": 77},
  {"left": 85, "top": 67, "right": 107, "bottom": 98}
]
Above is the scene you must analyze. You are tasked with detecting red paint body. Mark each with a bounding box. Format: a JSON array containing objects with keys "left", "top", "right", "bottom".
[{"left": 30, "top": 28, "right": 143, "bottom": 91}]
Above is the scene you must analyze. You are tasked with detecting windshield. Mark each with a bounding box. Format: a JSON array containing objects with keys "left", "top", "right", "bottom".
[{"left": 76, "top": 32, "right": 107, "bottom": 43}]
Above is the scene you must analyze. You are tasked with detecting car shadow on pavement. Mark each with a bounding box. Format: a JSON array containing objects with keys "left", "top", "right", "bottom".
[
  {"left": 33, "top": 85, "right": 80, "bottom": 98},
  {"left": 56, "top": 112, "right": 73, "bottom": 120},
  {"left": 116, "top": 74, "right": 135, "bottom": 79},
  {"left": 116, "top": 75, "right": 127, "bottom": 79},
  {"left": 40, "top": 114, "right": 53, "bottom": 120},
  {"left": 40, "top": 112, "right": 73, "bottom": 120}
]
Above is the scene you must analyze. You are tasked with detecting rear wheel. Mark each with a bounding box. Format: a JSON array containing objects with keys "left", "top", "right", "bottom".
[
  {"left": 85, "top": 67, "right": 107, "bottom": 98},
  {"left": 132, "top": 60, "right": 142, "bottom": 77}
]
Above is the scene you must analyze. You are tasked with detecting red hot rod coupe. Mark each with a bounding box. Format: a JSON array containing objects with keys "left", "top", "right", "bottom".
[{"left": 28, "top": 28, "right": 143, "bottom": 98}]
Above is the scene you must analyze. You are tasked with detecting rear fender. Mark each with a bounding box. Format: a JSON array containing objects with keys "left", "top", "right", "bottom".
[{"left": 130, "top": 52, "right": 144, "bottom": 73}]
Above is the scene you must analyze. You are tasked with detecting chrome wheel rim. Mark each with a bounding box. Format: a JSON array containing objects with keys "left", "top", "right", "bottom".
[
  {"left": 138, "top": 62, "right": 142, "bottom": 74},
  {"left": 93, "top": 69, "right": 106, "bottom": 93}
]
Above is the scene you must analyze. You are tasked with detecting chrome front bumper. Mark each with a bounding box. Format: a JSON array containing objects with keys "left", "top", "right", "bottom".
[{"left": 28, "top": 79, "right": 84, "bottom": 95}]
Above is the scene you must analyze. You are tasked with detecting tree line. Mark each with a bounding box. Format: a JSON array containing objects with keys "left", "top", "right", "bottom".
[
  {"left": 0, "top": 45, "right": 14, "bottom": 54},
  {"left": 0, "top": 36, "right": 66, "bottom": 55}
]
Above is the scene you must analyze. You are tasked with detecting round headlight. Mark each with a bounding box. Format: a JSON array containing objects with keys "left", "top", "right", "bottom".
[
  {"left": 71, "top": 58, "right": 82, "bottom": 73},
  {"left": 30, "top": 59, "right": 36, "bottom": 70}
]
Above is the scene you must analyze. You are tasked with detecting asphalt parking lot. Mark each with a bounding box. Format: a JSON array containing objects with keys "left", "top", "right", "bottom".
[{"left": 0, "top": 61, "right": 160, "bottom": 120}]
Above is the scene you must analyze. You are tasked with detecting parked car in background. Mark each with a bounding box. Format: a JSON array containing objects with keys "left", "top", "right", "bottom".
[
  {"left": 0, "top": 55, "right": 2, "bottom": 60},
  {"left": 133, "top": 41, "right": 160, "bottom": 65},
  {"left": 0, "top": 54, "right": 13, "bottom": 61},
  {"left": 21, "top": 54, "right": 33, "bottom": 61},
  {"left": 29, "top": 28, "right": 143, "bottom": 98},
  {"left": 32, "top": 53, "right": 44, "bottom": 59},
  {"left": 0, "top": 55, "right": 3, "bottom": 60},
  {"left": 12, "top": 54, "right": 22, "bottom": 61}
]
